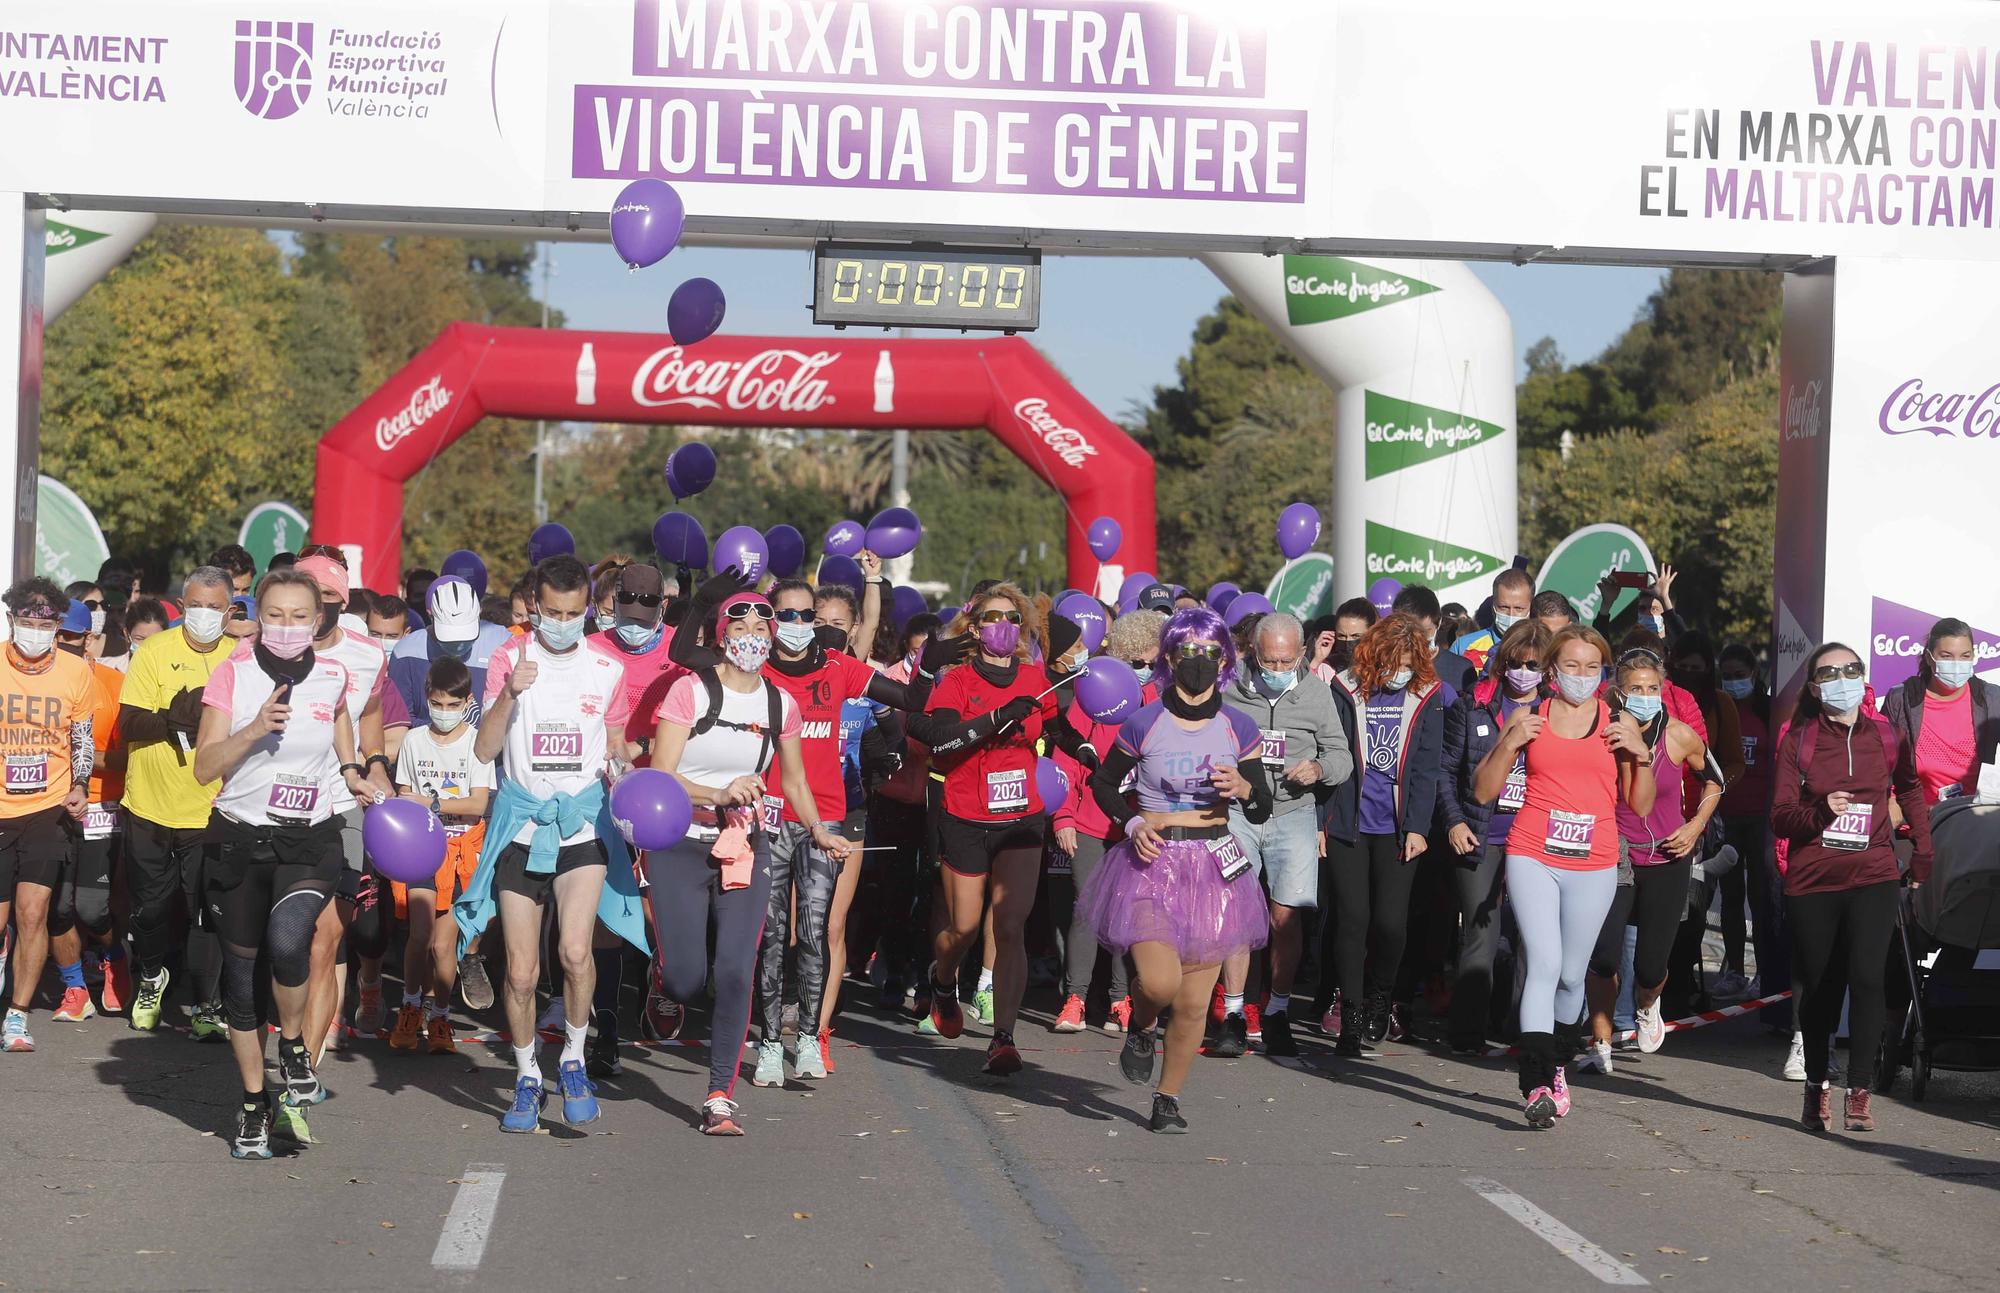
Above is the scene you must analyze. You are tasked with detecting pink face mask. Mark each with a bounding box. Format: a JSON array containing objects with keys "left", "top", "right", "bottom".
[{"left": 262, "top": 623, "right": 315, "bottom": 659}]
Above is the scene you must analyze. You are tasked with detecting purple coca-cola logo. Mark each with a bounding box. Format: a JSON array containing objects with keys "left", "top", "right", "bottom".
[
  {"left": 1878, "top": 377, "right": 2000, "bottom": 439},
  {"left": 234, "top": 19, "right": 314, "bottom": 120}
]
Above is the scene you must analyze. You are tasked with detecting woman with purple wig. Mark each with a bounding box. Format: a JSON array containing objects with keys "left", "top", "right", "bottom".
[{"left": 1080, "top": 606, "right": 1274, "bottom": 1132}]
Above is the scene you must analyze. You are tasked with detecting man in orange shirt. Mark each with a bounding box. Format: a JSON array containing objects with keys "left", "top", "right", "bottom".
[
  {"left": 52, "top": 601, "right": 129, "bottom": 1019},
  {"left": 0, "top": 579, "right": 96, "bottom": 1053}
]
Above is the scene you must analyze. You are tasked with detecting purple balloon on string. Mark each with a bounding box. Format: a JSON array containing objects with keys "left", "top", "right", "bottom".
[
  {"left": 665, "top": 441, "right": 716, "bottom": 501},
  {"left": 763, "top": 524, "right": 805, "bottom": 578},
  {"left": 1034, "top": 756, "right": 1071, "bottom": 816},
  {"left": 1224, "top": 593, "right": 1273, "bottom": 627},
  {"left": 609, "top": 768, "right": 693, "bottom": 851},
  {"left": 713, "top": 526, "right": 769, "bottom": 581},
  {"left": 823, "top": 520, "right": 864, "bottom": 558},
  {"left": 1367, "top": 577, "right": 1402, "bottom": 618},
  {"left": 1072, "top": 657, "right": 1143, "bottom": 724},
  {"left": 528, "top": 522, "right": 575, "bottom": 566},
  {"left": 1053, "top": 591, "right": 1108, "bottom": 653},
  {"left": 609, "top": 178, "right": 685, "bottom": 270},
  {"left": 866, "top": 507, "right": 923, "bottom": 559},
  {"left": 439, "top": 549, "right": 487, "bottom": 599},
  {"left": 1086, "top": 516, "right": 1122, "bottom": 561},
  {"left": 1277, "top": 502, "right": 1322, "bottom": 560},
  {"left": 652, "top": 511, "right": 708, "bottom": 568},
  {"left": 891, "top": 585, "right": 928, "bottom": 630},
  {"left": 668, "top": 277, "right": 727, "bottom": 346},
  {"left": 1116, "top": 570, "right": 1156, "bottom": 613},
  {"left": 1205, "top": 582, "right": 1241, "bottom": 614},
  {"left": 818, "top": 554, "right": 864, "bottom": 592},
  {"left": 362, "top": 798, "right": 447, "bottom": 885}
]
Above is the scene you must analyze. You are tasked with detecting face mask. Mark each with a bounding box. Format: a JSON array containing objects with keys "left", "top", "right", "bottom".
[
  {"left": 1556, "top": 669, "right": 1602, "bottom": 704},
  {"left": 1492, "top": 612, "right": 1523, "bottom": 636},
  {"left": 316, "top": 602, "right": 342, "bottom": 640},
  {"left": 9, "top": 625, "right": 54, "bottom": 658},
  {"left": 534, "top": 613, "right": 586, "bottom": 652},
  {"left": 1621, "top": 693, "right": 1663, "bottom": 722},
  {"left": 1720, "top": 676, "right": 1755, "bottom": 701},
  {"left": 1174, "top": 654, "right": 1220, "bottom": 695},
  {"left": 1817, "top": 676, "right": 1866, "bottom": 714},
  {"left": 815, "top": 625, "right": 850, "bottom": 654},
  {"left": 775, "top": 622, "right": 818, "bottom": 654},
  {"left": 1637, "top": 615, "right": 1664, "bottom": 636},
  {"left": 978, "top": 621, "right": 1021, "bottom": 657},
  {"left": 1383, "top": 668, "right": 1414, "bottom": 692},
  {"left": 183, "top": 606, "right": 227, "bottom": 644},
  {"left": 89, "top": 609, "right": 106, "bottom": 636},
  {"left": 1933, "top": 657, "right": 1976, "bottom": 689},
  {"left": 725, "top": 634, "right": 771, "bottom": 673},
  {"left": 262, "top": 624, "right": 314, "bottom": 659},
  {"left": 614, "top": 618, "right": 661, "bottom": 650},
  {"left": 1504, "top": 666, "right": 1542, "bottom": 697},
  {"left": 430, "top": 706, "right": 467, "bottom": 733},
  {"left": 1260, "top": 668, "right": 1296, "bottom": 694},
  {"left": 436, "top": 636, "right": 475, "bottom": 661},
  {"left": 1330, "top": 641, "right": 1356, "bottom": 672}
]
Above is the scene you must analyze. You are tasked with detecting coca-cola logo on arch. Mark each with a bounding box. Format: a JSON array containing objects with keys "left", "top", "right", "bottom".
[
  {"left": 631, "top": 346, "right": 839, "bottom": 413},
  {"left": 1012, "top": 398, "right": 1099, "bottom": 469},
  {"left": 1878, "top": 377, "right": 2000, "bottom": 439},
  {"left": 375, "top": 375, "right": 452, "bottom": 452}
]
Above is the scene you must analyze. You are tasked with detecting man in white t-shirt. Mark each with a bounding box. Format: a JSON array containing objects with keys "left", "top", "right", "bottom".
[{"left": 475, "top": 554, "right": 630, "bottom": 1132}]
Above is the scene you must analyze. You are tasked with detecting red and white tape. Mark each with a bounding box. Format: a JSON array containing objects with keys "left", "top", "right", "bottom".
[{"left": 1481, "top": 989, "right": 1794, "bottom": 1059}]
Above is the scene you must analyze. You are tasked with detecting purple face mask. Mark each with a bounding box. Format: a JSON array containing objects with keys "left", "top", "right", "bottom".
[{"left": 978, "top": 620, "right": 1021, "bottom": 657}]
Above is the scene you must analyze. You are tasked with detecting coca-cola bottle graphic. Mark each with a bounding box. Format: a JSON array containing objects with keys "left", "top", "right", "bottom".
[
  {"left": 576, "top": 342, "right": 597, "bottom": 406},
  {"left": 873, "top": 350, "right": 895, "bottom": 413}
]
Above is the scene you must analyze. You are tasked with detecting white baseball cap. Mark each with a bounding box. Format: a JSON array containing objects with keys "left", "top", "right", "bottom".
[{"left": 429, "top": 575, "right": 480, "bottom": 643}]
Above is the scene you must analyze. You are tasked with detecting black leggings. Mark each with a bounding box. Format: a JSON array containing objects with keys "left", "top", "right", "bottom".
[
  {"left": 856, "top": 797, "right": 927, "bottom": 978},
  {"left": 648, "top": 833, "right": 772, "bottom": 1099},
  {"left": 1327, "top": 832, "right": 1419, "bottom": 1010},
  {"left": 1589, "top": 858, "right": 1691, "bottom": 988},
  {"left": 1788, "top": 881, "right": 1898, "bottom": 1088},
  {"left": 208, "top": 835, "right": 338, "bottom": 1031},
  {"left": 55, "top": 832, "right": 118, "bottom": 938}
]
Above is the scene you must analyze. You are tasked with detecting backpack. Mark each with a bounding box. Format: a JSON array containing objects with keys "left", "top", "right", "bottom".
[
  {"left": 1771, "top": 693, "right": 1903, "bottom": 875},
  {"left": 692, "top": 666, "right": 785, "bottom": 776}
]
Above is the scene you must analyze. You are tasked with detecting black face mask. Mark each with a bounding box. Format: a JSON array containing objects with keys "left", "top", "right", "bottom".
[
  {"left": 815, "top": 625, "right": 850, "bottom": 654},
  {"left": 1174, "top": 655, "right": 1220, "bottom": 695},
  {"left": 1330, "top": 641, "right": 1357, "bottom": 672},
  {"left": 316, "top": 603, "right": 342, "bottom": 640}
]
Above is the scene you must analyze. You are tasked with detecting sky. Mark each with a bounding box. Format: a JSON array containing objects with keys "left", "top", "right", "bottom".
[{"left": 541, "top": 242, "right": 1667, "bottom": 418}]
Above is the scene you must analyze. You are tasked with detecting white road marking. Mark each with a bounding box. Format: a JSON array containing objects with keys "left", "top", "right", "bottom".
[
  {"left": 432, "top": 1162, "right": 507, "bottom": 1271},
  {"left": 1462, "top": 1176, "right": 1649, "bottom": 1286}
]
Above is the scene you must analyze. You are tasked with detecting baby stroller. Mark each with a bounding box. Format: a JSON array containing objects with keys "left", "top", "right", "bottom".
[{"left": 1876, "top": 798, "right": 2000, "bottom": 1100}]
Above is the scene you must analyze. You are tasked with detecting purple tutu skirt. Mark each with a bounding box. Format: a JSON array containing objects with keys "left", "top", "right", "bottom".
[{"left": 1077, "top": 836, "right": 1270, "bottom": 966}]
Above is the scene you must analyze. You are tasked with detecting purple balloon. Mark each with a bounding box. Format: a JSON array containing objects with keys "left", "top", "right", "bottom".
[
  {"left": 866, "top": 506, "right": 923, "bottom": 559},
  {"left": 1053, "top": 591, "right": 1109, "bottom": 653},
  {"left": 817, "top": 554, "right": 864, "bottom": 592},
  {"left": 665, "top": 441, "right": 717, "bottom": 500},
  {"left": 1367, "top": 577, "right": 1402, "bottom": 618},
  {"left": 1116, "top": 570, "right": 1157, "bottom": 613},
  {"left": 1073, "top": 657, "right": 1143, "bottom": 725},
  {"left": 1034, "top": 756, "right": 1071, "bottom": 816},
  {"left": 764, "top": 524, "right": 806, "bottom": 578},
  {"left": 891, "top": 585, "right": 927, "bottom": 630},
  {"left": 668, "top": 276, "right": 727, "bottom": 346},
  {"left": 1224, "top": 592, "right": 1274, "bottom": 627},
  {"left": 652, "top": 511, "right": 709, "bottom": 568},
  {"left": 1205, "top": 582, "right": 1241, "bottom": 614},
  {"left": 439, "top": 549, "right": 487, "bottom": 599},
  {"left": 1277, "top": 502, "right": 1322, "bottom": 560},
  {"left": 610, "top": 768, "right": 694, "bottom": 850},
  {"left": 362, "top": 798, "right": 448, "bottom": 885},
  {"left": 528, "top": 522, "right": 575, "bottom": 566},
  {"left": 609, "top": 178, "right": 685, "bottom": 270},
  {"left": 1086, "top": 516, "right": 1122, "bottom": 561},
  {"left": 823, "top": 519, "right": 864, "bottom": 557},
  {"left": 713, "top": 525, "right": 769, "bottom": 581}
]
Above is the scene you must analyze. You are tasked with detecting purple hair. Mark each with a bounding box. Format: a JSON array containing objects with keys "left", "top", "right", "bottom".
[{"left": 1153, "top": 605, "right": 1237, "bottom": 690}]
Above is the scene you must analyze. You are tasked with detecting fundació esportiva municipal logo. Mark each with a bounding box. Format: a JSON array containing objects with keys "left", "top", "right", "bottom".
[{"left": 234, "top": 19, "right": 314, "bottom": 120}]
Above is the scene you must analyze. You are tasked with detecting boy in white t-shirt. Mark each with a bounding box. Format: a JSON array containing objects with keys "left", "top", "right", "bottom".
[{"left": 389, "top": 656, "right": 495, "bottom": 1055}]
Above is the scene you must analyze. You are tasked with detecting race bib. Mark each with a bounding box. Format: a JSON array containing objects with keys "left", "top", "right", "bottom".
[
  {"left": 530, "top": 723, "right": 584, "bottom": 772},
  {"left": 1211, "top": 833, "right": 1253, "bottom": 881},
  {"left": 760, "top": 794, "right": 785, "bottom": 833},
  {"left": 1544, "top": 809, "right": 1596, "bottom": 860},
  {"left": 5, "top": 753, "right": 48, "bottom": 795},
  {"left": 1741, "top": 735, "right": 1758, "bottom": 769},
  {"left": 1259, "top": 728, "right": 1287, "bottom": 768},
  {"left": 986, "top": 768, "right": 1030, "bottom": 814},
  {"left": 1498, "top": 760, "right": 1528, "bottom": 812},
  {"left": 267, "top": 773, "right": 321, "bottom": 824},
  {"left": 83, "top": 801, "right": 119, "bottom": 841},
  {"left": 1046, "top": 848, "right": 1073, "bottom": 877},
  {"left": 1822, "top": 802, "right": 1875, "bottom": 851}
]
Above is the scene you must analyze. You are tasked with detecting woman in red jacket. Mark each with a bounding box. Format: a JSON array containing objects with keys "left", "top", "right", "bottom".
[{"left": 1771, "top": 642, "right": 1933, "bottom": 1134}]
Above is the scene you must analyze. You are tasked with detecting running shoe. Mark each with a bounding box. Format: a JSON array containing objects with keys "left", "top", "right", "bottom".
[
  {"left": 458, "top": 954, "right": 496, "bottom": 1012},
  {"left": 130, "top": 968, "right": 169, "bottom": 1032},
  {"left": 278, "top": 1039, "right": 324, "bottom": 1105},
  {"left": 501, "top": 1076, "right": 545, "bottom": 1133},
  {"left": 1843, "top": 1086, "right": 1875, "bottom": 1132},
  {"left": 984, "top": 1030, "right": 1022, "bottom": 1076},
  {"left": 100, "top": 958, "right": 131, "bottom": 1014},
  {"left": 1210, "top": 1012, "right": 1248, "bottom": 1058},
  {"left": 1635, "top": 999, "right": 1667, "bottom": 1053},
  {"left": 1244, "top": 1002, "right": 1263, "bottom": 1042},
  {"left": 1576, "top": 1040, "right": 1615, "bottom": 1076},
  {"left": 388, "top": 1005, "right": 424, "bottom": 1052},
  {"left": 1333, "top": 1027, "right": 1363, "bottom": 1059},
  {"left": 1261, "top": 1010, "right": 1299, "bottom": 1058},
  {"left": 354, "top": 980, "right": 385, "bottom": 1036},
  {"left": 1711, "top": 970, "right": 1751, "bottom": 1000},
  {"left": 1551, "top": 1065, "right": 1572, "bottom": 1117},
  {"left": 558, "top": 1059, "right": 600, "bottom": 1125},
  {"left": 911, "top": 978, "right": 933, "bottom": 1022},
  {"left": 2, "top": 1009, "right": 34, "bottom": 1052},
  {"left": 1385, "top": 1003, "right": 1407, "bottom": 1043},
  {"left": 536, "top": 997, "right": 566, "bottom": 1044},
  {"left": 971, "top": 988, "right": 995, "bottom": 1027},
  {"left": 928, "top": 977, "right": 964, "bottom": 1039},
  {"left": 1801, "top": 1081, "right": 1831, "bottom": 1132},
  {"left": 427, "top": 1014, "right": 457, "bottom": 1055},
  {"left": 232, "top": 1097, "right": 274, "bottom": 1160},
  {"left": 274, "top": 1091, "right": 314, "bottom": 1145},
  {"left": 752, "top": 1039, "right": 787, "bottom": 1087},
  {"left": 818, "top": 1027, "right": 837, "bottom": 1074},
  {"left": 915, "top": 1015, "right": 939, "bottom": 1036},
  {"left": 1053, "top": 994, "right": 1087, "bottom": 1033},
  {"left": 794, "top": 1032, "right": 828, "bottom": 1080},
  {"left": 1105, "top": 997, "right": 1132, "bottom": 1034},
  {"left": 1321, "top": 991, "right": 1342, "bottom": 1037},
  {"left": 190, "top": 1002, "right": 229, "bottom": 1044},
  {"left": 1119, "top": 1027, "right": 1158, "bottom": 1085},
  {"left": 1524, "top": 1086, "right": 1558, "bottom": 1129},
  {"left": 322, "top": 1018, "right": 344, "bottom": 1055},
  {"left": 53, "top": 985, "right": 96, "bottom": 1022},
  {"left": 1149, "top": 1092, "right": 1188, "bottom": 1134},
  {"left": 1362, "top": 989, "right": 1392, "bottom": 1043},
  {"left": 640, "top": 972, "right": 684, "bottom": 1042},
  {"left": 587, "top": 1024, "right": 623, "bottom": 1080},
  {"left": 1783, "top": 1033, "right": 1806, "bottom": 1081},
  {"left": 1209, "top": 981, "right": 1226, "bottom": 1026},
  {"left": 701, "top": 1091, "right": 743, "bottom": 1136}
]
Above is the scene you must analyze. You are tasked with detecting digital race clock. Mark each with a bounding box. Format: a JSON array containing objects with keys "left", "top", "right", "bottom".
[{"left": 811, "top": 242, "right": 1041, "bottom": 332}]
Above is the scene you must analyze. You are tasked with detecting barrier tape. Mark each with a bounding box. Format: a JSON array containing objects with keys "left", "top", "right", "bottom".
[{"left": 1480, "top": 989, "right": 1794, "bottom": 1059}]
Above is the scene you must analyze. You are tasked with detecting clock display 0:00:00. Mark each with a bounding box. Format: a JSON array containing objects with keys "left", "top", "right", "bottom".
[{"left": 825, "top": 258, "right": 1030, "bottom": 310}]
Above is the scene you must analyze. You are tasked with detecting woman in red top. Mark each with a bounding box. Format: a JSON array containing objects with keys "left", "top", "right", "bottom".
[
  {"left": 1772, "top": 642, "right": 1933, "bottom": 1135},
  {"left": 1880, "top": 616, "right": 2000, "bottom": 806}
]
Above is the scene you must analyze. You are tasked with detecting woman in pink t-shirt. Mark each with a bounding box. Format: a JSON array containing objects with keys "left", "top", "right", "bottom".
[{"left": 1880, "top": 616, "right": 1999, "bottom": 806}]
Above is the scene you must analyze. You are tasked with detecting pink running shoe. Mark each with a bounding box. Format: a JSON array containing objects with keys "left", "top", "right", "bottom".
[
  {"left": 1524, "top": 1086, "right": 1558, "bottom": 1129},
  {"left": 1550, "top": 1065, "right": 1572, "bottom": 1117}
]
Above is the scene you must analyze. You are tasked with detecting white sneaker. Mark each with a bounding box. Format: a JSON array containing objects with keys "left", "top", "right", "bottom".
[
  {"left": 792, "top": 1033, "right": 827, "bottom": 1080},
  {"left": 751, "top": 1039, "right": 786, "bottom": 1088},
  {"left": 1783, "top": 1033, "right": 1806, "bottom": 1081},
  {"left": 1575, "top": 1040, "right": 1615, "bottom": 1075},
  {"left": 1636, "top": 999, "right": 1667, "bottom": 1053}
]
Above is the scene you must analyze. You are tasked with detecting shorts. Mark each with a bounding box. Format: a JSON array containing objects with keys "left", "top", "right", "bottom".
[
  {"left": 494, "top": 838, "right": 609, "bottom": 906},
  {"left": 938, "top": 813, "right": 1045, "bottom": 879},
  {"left": 0, "top": 804, "right": 75, "bottom": 896},
  {"left": 204, "top": 824, "right": 343, "bottom": 950},
  {"left": 393, "top": 824, "right": 486, "bottom": 917},
  {"left": 1227, "top": 806, "right": 1320, "bottom": 909}
]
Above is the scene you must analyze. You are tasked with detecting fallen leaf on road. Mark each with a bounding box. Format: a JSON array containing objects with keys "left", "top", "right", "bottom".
[
  {"left": 853, "top": 1132, "right": 872, "bottom": 1138},
  {"left": 1753, "top": 1189, "right": 1775, "bottom": 1195},
  {"left": 793, "top": 1212, "right": 812, "bottom": 1220},
  {"left": 1412, "top": 1121, "right": 1425, "bottom": 1128},
  {"left": 1205, "top": 1157, "right": 1228, "bottom": 1163},
  {"left": 1668, "top": 1168, "right": 1688, "bottom": 1174},
  {"left": 1695, "top": 1257, "right": 1710, "bottom": 1263},
  {"left": 1657, "top": 1246, "right": 1685, "bottom": 1255},
  {"left": 380, "top": 1222, "right": 396, "bottom": 1230},
  {"left": 1384, "top": 1213, "right": 1407, "bottom": 1219},
  {"left": 1382, "top": 1136, "right": 1405, "bottom": 1144}
]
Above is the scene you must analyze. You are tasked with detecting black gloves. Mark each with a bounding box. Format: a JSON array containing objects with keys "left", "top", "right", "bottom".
[
  {"left": 918, "top": 631, "right": 977, "bottom": 675},
  {"left": 166, "top": 687, "right": 205, "bottom": 733},
  {"left": 995, "top": 695, "right": 1038, "bottom": 727}
]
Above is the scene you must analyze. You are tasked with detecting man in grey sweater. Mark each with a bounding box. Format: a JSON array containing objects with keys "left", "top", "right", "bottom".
[{"left": 1215, "top": 612, "right": 1354, "bottom": 1059}]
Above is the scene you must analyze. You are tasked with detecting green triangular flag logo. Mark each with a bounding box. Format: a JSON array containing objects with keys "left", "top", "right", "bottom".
[
  {"left": 45, "top": 221, "right": 110, "bottom": 256},
  {"left": 1283, "top": 255, "right": 1440, "bottom": 326},
  {"left": 1365, "top": 521, "right": 1503, "bottom": 589},
  {"left": 1364, "top": 391, "right": 1509, "bottom": 480}
]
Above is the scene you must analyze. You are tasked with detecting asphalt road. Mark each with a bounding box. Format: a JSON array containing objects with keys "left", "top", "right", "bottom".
[{"left": 4, "top": 981, "right": 1997, "bottom": 1293}]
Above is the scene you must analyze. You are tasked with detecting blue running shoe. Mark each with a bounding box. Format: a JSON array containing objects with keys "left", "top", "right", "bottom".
[
  {"left": 500, "top": 1076, "right": 544, "bottom": 1133},
  {"left": 558, "top": 1059, "right": 600, "bottom": 1126}
]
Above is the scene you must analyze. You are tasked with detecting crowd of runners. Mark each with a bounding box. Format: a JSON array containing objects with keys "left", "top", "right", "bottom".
[{"left": 0, "top": 541, "right": 1963, "bottom": 1156}]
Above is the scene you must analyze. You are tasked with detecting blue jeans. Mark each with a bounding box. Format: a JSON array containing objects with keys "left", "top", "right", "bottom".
[{"left": 1227, "top": 807, "right": 1321, "bottom": 909}]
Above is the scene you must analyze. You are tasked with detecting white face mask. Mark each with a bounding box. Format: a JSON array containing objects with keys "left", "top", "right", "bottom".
[
  {"left": 89, "top": 609, "right": 106, "bottom": 636},
  {"left": 430, "top": 705, "right": 467, "bottom": 733},
  {"left": 10, "top": 624, "right": 55, "bottom": 658},
  {"left": 183, "top": 606, "right": 227, "bottom": 644}
]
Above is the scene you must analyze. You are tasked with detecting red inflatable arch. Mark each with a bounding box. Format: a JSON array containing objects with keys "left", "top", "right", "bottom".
[{"left": 312, "top": 325, "right": 1155, "bottom": 596}]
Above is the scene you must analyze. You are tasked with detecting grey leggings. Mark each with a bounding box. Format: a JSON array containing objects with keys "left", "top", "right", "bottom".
[
  {"left": 1505, "top": 854, "right": 1618, "bottom": 1035},
  {"left": 649, "top": 833, "right": 773, "bottom": 1098},
  {"left": 758, "top": 820, "right": 839, "bottom": 1041},
  {"left": 1060, "top": 834, "right": 1131, "bottom": 1003}
]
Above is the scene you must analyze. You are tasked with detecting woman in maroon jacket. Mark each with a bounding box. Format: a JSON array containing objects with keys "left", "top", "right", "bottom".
[{"left": 1771, "top": 642, "right": 1933, "bottom": 1135}]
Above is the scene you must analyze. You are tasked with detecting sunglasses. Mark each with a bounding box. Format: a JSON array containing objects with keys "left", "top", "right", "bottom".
[
  {"left": 1507, "top": 658, "right": 1542, "bottom": 672},
  {"left": 298, "top": 543, "right": 349, "bottom": 568},
  {"left": 81, "top": 598, "right": 103, "bottom": 610},
  {"left": 723, "top": 602, "right": 775, "bottom": 622},
  {"left": 773, "top": 608, "right": 816, "bottom": 624},
  {"left": 616, "top": 591, "right": 662, "bottom": 609},
  {"left": 977, "top": 610, "right": 1023, "bottom": 625},
  {"left": 1127, "top": 659, "right": 1154, "bottom": 670},
  {"left": 1812, "top": 660, "right": 1866, "bottom": 683},
  {"left": 1175, "top": 642, "right": 1222, "bottom": 659}
]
